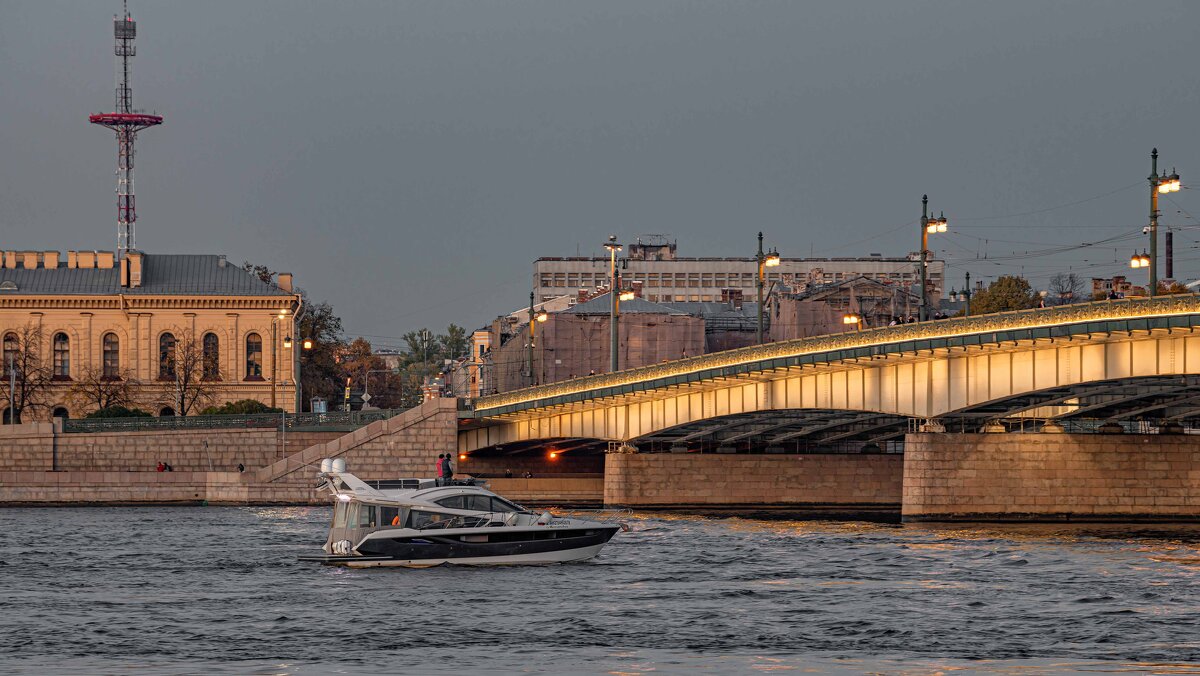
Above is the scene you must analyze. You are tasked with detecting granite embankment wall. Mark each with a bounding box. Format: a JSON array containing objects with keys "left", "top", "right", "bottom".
[
  {"left": 0, "top": 421, "right": 341, "bottom": 472},
  {"left": 604, "top": 453, "right": 904, "bottom": 509},
  {"left": 0, "top": 471, "right": 323, "bottom": 505},
  {"left": 904, "top": 433, "right": 1200, "bottom": 521}
]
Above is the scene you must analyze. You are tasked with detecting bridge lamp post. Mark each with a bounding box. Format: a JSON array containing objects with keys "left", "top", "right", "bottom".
[
  {"left": 605, "top": 236, "right": 623, "bottom": 373},
  {"left": 919, "top": 195, "right": 948, "bottom": 322},
  {"left": 527, "top": 291, "right": 548, "bottom": 386},
  {"left": 756, "top": 231, "right": 781, "bottom": 344},
  {"left": 1148, "top": 148, "right": 1182, "bottom": 297}
]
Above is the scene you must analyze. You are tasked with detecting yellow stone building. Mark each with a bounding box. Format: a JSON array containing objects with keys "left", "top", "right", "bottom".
[{"left": 0, "top": 249, "right": 301, "bottom": 421}]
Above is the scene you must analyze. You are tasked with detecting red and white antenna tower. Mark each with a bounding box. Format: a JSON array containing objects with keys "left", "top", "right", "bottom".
[{"left": 89, "top": 1, "right": 162, "bottom": 258}]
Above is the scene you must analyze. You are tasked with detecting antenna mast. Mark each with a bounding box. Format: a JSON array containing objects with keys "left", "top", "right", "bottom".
[{"left": 89, "top": 1, "right": 162, "bottom": 257}]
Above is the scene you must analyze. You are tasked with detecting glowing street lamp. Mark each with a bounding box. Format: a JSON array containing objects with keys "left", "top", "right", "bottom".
[
  {"left": 843, "top": 312, "right": 862, "bottom": 331},
  {"left": 618, "top": 290, "right": 636, "bottom": 302},
  {"left": 1148, "top": 149, "right": 1183, "bottom": 296},
  {"left": 605, "top": 236, "right": 623, "bottom": 372},
  {"left": 756, "top": 232, "right": 782, "bottom": 345},
  {"left": 919, "top": 195, "right": 949, "bottom": 321}
]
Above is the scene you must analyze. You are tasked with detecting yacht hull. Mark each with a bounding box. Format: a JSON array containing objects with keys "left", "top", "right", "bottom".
[
  {"left": 339, "top": 543, "right": 610, "bottom": 568},
  {"left": 348, "top": 526, "right": 620, "bottom": 567}
]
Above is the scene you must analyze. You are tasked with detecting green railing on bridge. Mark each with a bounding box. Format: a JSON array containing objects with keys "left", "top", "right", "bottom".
[
  {"left": 473, "top": 294, "right": 1200, "bottom": 418},
  {"left": 62, "top": 409, "right": 407, "bottom": 434}
]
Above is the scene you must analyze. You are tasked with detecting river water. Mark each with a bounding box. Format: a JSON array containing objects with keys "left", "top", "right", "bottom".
[{"left": 2, "top": 507, "right": 1200, "bottom": 675}]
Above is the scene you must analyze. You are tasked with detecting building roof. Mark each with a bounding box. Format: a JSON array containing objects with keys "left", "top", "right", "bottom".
[
  {"left": 0, "top": 254, "right": 291, "bottom": 296},
  {"left": 564, "top": 293, "right": 688, "bottom": 316}
]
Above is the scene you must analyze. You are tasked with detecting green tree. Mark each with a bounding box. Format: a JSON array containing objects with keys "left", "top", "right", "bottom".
[
  {"left": 441, "top": 324, "right": 469, "bottom": 360},
  {"left": 968, "top": 275, "right": 1040, "bottom": 315},
  {"left": 298, "top": 301, "right": 347, "bottom": 411}
]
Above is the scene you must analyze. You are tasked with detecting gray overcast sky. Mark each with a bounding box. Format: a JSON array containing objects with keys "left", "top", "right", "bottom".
[{"left": 2, "top": 1, "right": 1198, "bottom": 349}]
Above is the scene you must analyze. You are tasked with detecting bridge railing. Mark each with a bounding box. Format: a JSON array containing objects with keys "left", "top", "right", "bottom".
[
  {"left": 475, "top": 293, "right": 1200, "bottom": 416},
  {"left": 62, "top": 408, "right": 407, "bottom": 434}
]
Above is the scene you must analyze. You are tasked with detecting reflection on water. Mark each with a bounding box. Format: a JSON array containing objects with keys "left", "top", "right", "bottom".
[{"left": 1, "top": 507, "right": 1199, "bottom": 674}]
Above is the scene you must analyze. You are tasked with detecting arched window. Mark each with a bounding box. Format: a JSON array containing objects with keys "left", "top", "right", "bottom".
[
  {"left": 159, "top": 406, "right": 176, "bottom": 417},
  {"left": 2, "top": 332, "right": 16, "bottom": 368},
  {"left": 202, "top": 332, "right": 220, "bottom": 380},
  {"left": 52, "top": 406, "right": 69, "bottom": 420},
  {"left": 102, "top": 333, "right": 120, "bottom": 379},
  {"left": 245, "top": 333, "right": 263, "bottom": 379},
  {"left": 159, "top": 332, "right": 176, "bottom": 380},
  {"left": 52, "top": 332, "right": 70, "bottom": 379},
  {"left": 1, "top": 407, "right": 16, "bottom": 425}
]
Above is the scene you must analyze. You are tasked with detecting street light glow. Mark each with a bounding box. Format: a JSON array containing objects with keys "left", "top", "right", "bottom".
[
  {"left": 535, "top": 312, "right": 548, "bottom": 323},
  {"left": 619, "top": 290, "right": 636, "bottom": 301},
  {"left": 302, "top": 338, "right": 314, "bottom": 350},
  {"left": 843, "top": 313, "right": 861, "bottom": 325},
  {"left": 765, "top": 249, "right": 781, "bottom": 267}
]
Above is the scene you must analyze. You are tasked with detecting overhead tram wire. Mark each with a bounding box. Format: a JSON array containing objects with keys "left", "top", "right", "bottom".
[{"left": 952, "top": 181, "right": 1144, "bottom": 225}]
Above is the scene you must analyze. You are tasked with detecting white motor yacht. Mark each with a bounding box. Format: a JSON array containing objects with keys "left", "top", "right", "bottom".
[{"left": 299, "top": 459, "right": 627, "bottom": 568}]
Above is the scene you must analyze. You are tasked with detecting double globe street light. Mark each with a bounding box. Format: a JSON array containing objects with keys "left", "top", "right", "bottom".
[
  {"left": 1146, "top": 148, "right": 1183, "bottom": 296},
  {"left": 919, "top": 195, "right": 948, "bottom": 322}
]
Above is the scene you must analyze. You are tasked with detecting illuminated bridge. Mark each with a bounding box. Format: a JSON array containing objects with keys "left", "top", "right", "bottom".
[{"left": 459, "top": 295, "right": 1200, "bottom": 457}]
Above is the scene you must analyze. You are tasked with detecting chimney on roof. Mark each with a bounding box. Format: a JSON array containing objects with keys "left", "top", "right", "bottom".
[
  {"left": 66, "top": 251, "right": 78, "bottom": 268},
  {"left": 77, "top": 251, "right": 96, "bottom": 269},
  {"left": 44, "top": 251, "right": 59, "bottom": 269},
  {"left": 96, "top": 251, "right": 115, "bottom": 269},
  {"left": 21, "top": 251, "right": 37, "bottom": 270},
  {"left": 2, "top": 251, "right": 14, "bottom": 269},
  {"left": 218, "top": 255, "right": 227, "bottom": 268},
  {"left": 126, "top": 250, "right": 143, "bottom": 288},
  {"left": 277, "top": 272, "right": 293, "bottom": 293}
]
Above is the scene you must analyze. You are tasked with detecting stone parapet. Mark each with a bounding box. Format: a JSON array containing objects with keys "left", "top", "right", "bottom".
[{"left": 903, "top": 433, "right": 1200, "bottom": 521}]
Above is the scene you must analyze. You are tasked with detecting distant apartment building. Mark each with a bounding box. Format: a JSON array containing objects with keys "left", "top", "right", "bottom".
[{"left": 533, "top": 236, "right": 944, "bottom": 307}]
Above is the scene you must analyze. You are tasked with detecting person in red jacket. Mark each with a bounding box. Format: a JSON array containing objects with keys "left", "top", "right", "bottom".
[{"left": 435, "top": 453, "right": 445, "bottom": 486}]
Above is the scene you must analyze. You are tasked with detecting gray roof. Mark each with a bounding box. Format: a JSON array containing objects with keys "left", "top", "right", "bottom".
[
  {"left": 0, "top": 254, "right": 291, "bottom": 296},
  {"left": 564, "top": 293, "right": 688, "bottom": 316}
]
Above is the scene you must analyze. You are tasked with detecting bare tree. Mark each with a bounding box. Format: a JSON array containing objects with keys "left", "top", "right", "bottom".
[
  {"left": 0, "top": 324, "right": 53, "bottom": 423},
  {"left": 1048, "top": 273, "right": 1085, "bottom": 306},
  {"left": 68, "top": 365, "right": 139, "bottom": 414},
  {"left": 160, "top": 328, "right": 219, "bottom": 416}
]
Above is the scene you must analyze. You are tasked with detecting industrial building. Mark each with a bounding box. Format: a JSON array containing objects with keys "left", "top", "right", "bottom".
[{"left": 533, "top": 236, "right": 944, "bottom": 307}]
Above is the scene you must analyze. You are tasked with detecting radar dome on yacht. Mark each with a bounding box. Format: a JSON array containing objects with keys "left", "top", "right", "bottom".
[
  {"left": 320, "top": 459, "right": 333, "bottom": 473},
  {"left": 331, "top": 458, "right": 346, "bottom": 473}
]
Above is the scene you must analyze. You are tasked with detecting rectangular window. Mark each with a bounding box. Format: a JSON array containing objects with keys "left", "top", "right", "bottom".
[
  {"left": 380, "top": 506, "right": 400, "bottom": 527},
  {"left": 357, "top": 504, "right": 377, "bottom": 528}
]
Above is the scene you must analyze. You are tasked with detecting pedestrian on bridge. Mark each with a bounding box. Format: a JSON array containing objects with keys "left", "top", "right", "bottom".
[
  {"left": 435, "top": 453, "right": 445, "bottom": 486},
  {"left": 442, "top": 454, "right": 454, "bottom": 485}
]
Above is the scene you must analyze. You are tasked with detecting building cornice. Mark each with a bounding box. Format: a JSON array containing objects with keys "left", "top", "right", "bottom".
[{"left": 0, "top": 294, "right": 298, "bottom": 311}]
